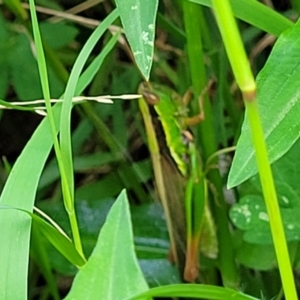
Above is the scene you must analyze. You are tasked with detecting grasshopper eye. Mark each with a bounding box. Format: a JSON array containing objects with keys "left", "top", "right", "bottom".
[
  {"left": 143, "top": 91, "right": 160, "bottom": 105},
  {"left": 139, "top": 82, "right": 160, "bottom": 105}
]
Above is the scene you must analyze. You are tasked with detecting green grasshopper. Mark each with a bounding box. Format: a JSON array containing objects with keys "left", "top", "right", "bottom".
[{"left": 138, "top": 82, "right": 217, "bottom": 282}]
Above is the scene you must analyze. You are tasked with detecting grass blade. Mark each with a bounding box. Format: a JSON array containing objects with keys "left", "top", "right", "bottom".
[
  {"left": 128, "top": 284, "right": 259, "bottom": 300},
  {"left": 0, "top": 105, "right": 61, "bottom": 300},
  {"left": 190, "top": 0, "right": 293, "bottom": 36}
]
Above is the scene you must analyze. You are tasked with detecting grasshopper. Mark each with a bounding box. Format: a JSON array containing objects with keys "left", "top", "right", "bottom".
[{"left": 138, "top": 82, "right": 217, "bottom": 282}]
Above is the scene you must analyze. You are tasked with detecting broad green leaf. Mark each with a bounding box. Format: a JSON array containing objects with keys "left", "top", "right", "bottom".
[
  {"left": 40, "top": 195, "right": 173, "bottom": 284},
  {"left": 230, "top": 140, "right": 300, "bottom": 244},
  {"left": 230, "top": 194, "right": 300, "bottom": 244},
  {"left": 133, "top": 202, "right": 180, "bottom": 286},
  {"left": 10, "top": 33, "right": 64, "bottom": 100},
  {"left": 115, "top": 0, "right": 158, "bottom": 80},
  {"left": 228, "top": 19, "right": 300, "bottom": 188},
  {"left": 64, "top": 190, "right": 149, "bottom": 300},
  {"left": 234, "top": 237, "right": 277, "bottom": 271},
  {"left": 40, "top": 22, "right": 78, "bottom": 49},
  {"left": 128, "top": 284, "right": 259, "bottom": 300},
  {"left": 190, "top": 0, "right": 293, "bottom": 36},
  {"left": 230, "top": 195, "right": 273, "bottom": 243},
  {"left": 40, "top": 196, "right": 170, "bottom": 281},
  {"left": 132, "top": 202, "right": 169, "bottom": 259}
]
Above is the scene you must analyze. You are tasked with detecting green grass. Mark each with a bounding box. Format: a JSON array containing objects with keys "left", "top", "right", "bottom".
[{"left": 0, "top": 0, "right": 299, "bottom": 299}]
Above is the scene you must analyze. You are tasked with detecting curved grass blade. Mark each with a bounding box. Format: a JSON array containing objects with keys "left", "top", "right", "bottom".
[
  {"left": 0, "top": 204, "right": 85, "bottom": 267},
  {"left": 190, "top": 0, "right": 293, "bottom": 36},
  {"left": 0, "top": 104, "right": 61, "bottom": 300},
  {"left": 60, "top": 9, "right": 119, "bottom": 210},
  {"left": 128, "top": 284, "right": 259, "bottom": 300},
  {"left": 29, "top": 0, "right": 83, "bottom": 256},
  {"left": 30, "top": 2, "right": 119, "bottom": 256}
]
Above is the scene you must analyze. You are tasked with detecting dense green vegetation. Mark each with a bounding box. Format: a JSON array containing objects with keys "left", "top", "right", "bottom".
[{"left": 0, "top": 0, "right": 299, "bottom": 299}]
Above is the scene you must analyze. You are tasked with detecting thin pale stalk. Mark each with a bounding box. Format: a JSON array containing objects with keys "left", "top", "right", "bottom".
[{"left": 138, "top": 96, "right": 179, "bottom": 265}]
